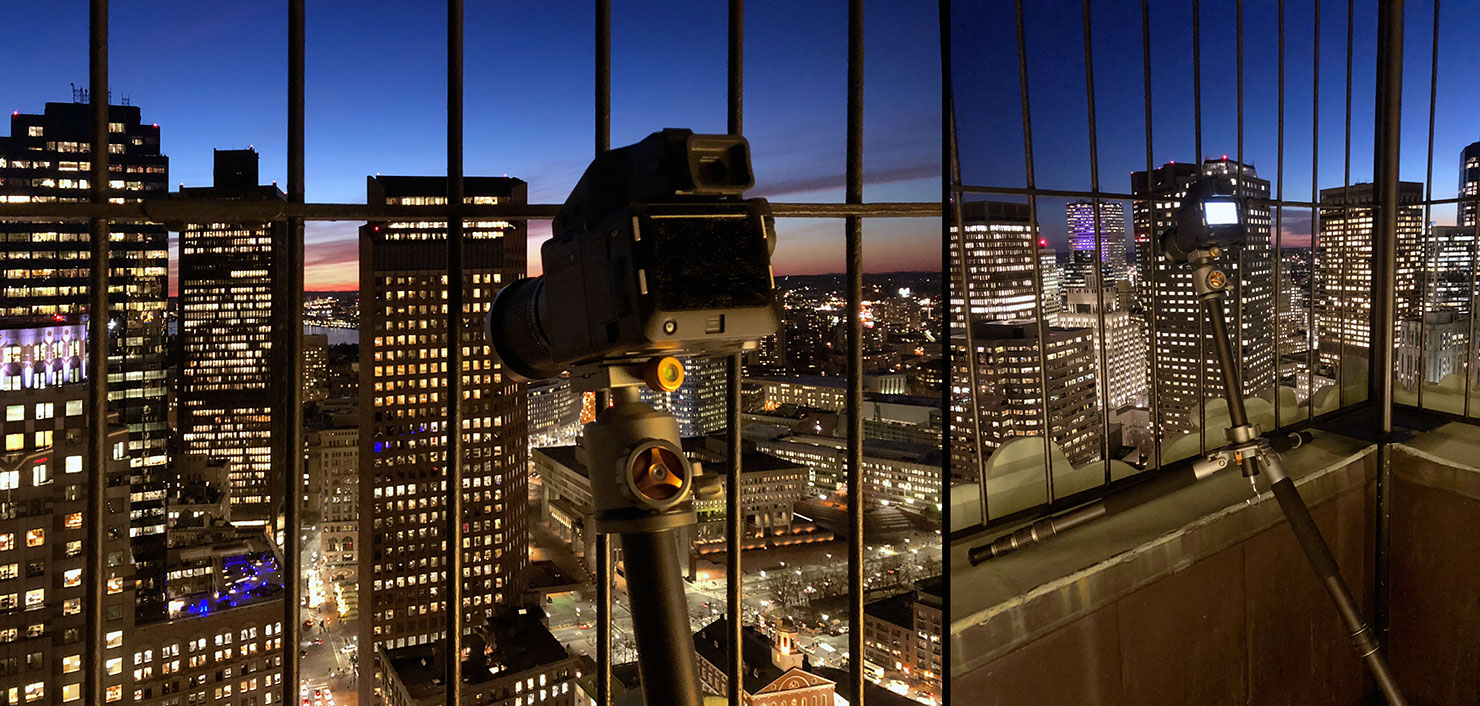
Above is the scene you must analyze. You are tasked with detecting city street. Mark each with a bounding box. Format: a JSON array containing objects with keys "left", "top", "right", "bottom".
[{"left": 299, "top": 529, "right": 360, "bottom": 706}]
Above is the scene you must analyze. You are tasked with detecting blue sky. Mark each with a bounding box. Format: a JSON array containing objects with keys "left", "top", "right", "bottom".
[
  {"left": 1, "top": 1, "right": 941, "bottom": 290},
  {"left": 952, "top": 0, "right": 1480, "bottom": 250}
]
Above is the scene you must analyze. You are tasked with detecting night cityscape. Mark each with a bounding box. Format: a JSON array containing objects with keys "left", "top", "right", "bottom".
[
  {"left": 0, "top": 2, "right": 942, "bottom": 706},
  {"left": 10, "top": 1, "right": 1480, "bottom": 705}
]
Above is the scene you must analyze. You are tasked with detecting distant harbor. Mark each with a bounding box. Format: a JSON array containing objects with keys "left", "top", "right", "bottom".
[{"left": 305, "top": 324, "right": 357, "bottom": 346}]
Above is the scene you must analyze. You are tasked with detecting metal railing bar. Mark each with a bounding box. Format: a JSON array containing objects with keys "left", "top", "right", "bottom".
[
  {"left": 1274, "top": 0, "right": 1285, "bottom": 432},
  {"left": 1371, "top": 0, "right": 1406, "bottom": 645},
  {"left": 0, "top": 200, "right": 938, "bottom": 222},
  {"left": 85, "top": 1, "right": 109, "bottom": 703},
  {"left": 726, "top": 2, "right": 745, "bottom": 704},
  {"left": 1417, "top": 0, "right": 1438, "bottom": 410},
  {"left": 1081, "top": 0, "right": 1113, "bottom": 485},
  {"left": 1142, "top": 0, "right": 1162, "bottom": 472},
  {"left": 1011, "top": 0, "right": 1055, "bottom": 518},
  {"left": 594, "top": 2, "right": 612, "bottom": 704},
  {"left": 845, "top": 0, "right": 866, "bottom": 702},
  {"left": 444, "top": 1, "right": 466, "bottom": 704},
  {"left": 1235, "top": 0, "right": 1247, "bottom": 428},
  {"left": 947, "top": 102, "right": 987, "bottom": 523},
  {"left": 1337, "top": 0, "right": 1354, "bottom": 411},
  {"left": 1193, "top": 0, "right": 1207, "bottom": 456},
  {"left": 1307, "top": 0, "right": 1320, "bottom": 424},
  {"left": 281, "top": 1, "right": 306, "bottom": 704}
]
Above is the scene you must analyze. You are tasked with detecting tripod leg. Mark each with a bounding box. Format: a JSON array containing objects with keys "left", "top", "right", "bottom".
[
  {"left": 619, "top": 530, "right": 705, "bottom": 706},
  {"left": 1266, "top": 474, "right": 1407, "bottom": 705}
]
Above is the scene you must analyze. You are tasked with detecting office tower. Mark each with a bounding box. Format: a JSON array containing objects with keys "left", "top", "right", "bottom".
[
  {"left": 1461, "top": 141, "right": 1480, "bottom": 228},
  {"left": 1396, "top": 311, "right": 1469, "bottom": 390},
  {"left": 1058, "top": 284, "right": 1147, "bottom": 410},
  {"left": 1039, "top": 243, "right": 1061, "bottom": 324},
  {"left": 178, "top": 149, "right": 286, "bottom": 524},
  {"left": 1065, "top": 200, "right": 1129, "bottom": 287},
  {"left": 0, "top": 101, "right": 171, "bottom": 617},
  {"left": 0, "top": 103, "right": 170, "bottom": 470},
  {"left": 304, "top": 333, "right": 330, "bottom": 402},
  {"left": 641, "top": 354, "right": 727, "bottom": 436},
  {"left": 526, "top": 377, "right": 581, "bottom": 451},
  {"left": 308, "top": 421, "right": 359, "bottom": 582},
  {"left": 0, "top": 318, "right": 135, "bottom": 705},
  {"left": 1316, "top": 182, "right": 1425, "bottom": 371},
  {"left": 953, "top": 321, "right": 1101, "bottom": 473},
  {"left": 949, "top": 200, "right": 1041, "bottom": 326},
  {"left": 358, "top": 176, "right": 529, "bottom": 663},
  {"left": 1426, "top": 225, "right": 1477, "bottom": 312},
  {"left": 1131, "top": 159, "right": 1274, "bottom": 434}
]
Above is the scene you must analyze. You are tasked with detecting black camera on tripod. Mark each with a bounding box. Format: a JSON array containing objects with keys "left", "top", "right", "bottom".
[
  {"left": 1160, "top": 175, "right": 1245, "bottom": 264},
  {"left": 487, "top": 128, "right": 780, "bottom": 381}
]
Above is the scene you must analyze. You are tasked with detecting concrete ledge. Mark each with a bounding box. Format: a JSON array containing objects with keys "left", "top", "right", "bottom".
[{"left": 950, "top": 432, "right": 1377, "bottom": 704}]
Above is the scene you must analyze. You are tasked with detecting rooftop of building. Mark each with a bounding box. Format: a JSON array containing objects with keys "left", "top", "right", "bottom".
[
  {"left": 385, "top": 607, "right": 570, "bottom": 699},
  {"left": 692, "top": 617, "right": 814, "bottom": 695}
]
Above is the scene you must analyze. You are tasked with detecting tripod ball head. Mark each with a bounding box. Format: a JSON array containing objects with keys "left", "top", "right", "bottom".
[{"left": 1160, "top": 176, "right": 1246, "bottom": 264}]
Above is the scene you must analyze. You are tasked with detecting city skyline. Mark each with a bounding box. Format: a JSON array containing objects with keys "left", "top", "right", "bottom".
[
  {"left": 2, "top": 1, "right": 942, "bottom": 292},
  {"left": 953, "top": 0, "right": 1480, "bottom": 249}
]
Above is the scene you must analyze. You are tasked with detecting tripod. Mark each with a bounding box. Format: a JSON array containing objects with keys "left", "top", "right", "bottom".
[
  {"left": 575, "top": 361, "right": 705, "bottom": 706},
  {"left": 1186, "top": 246, "right": 1408, "bottom": 705}
]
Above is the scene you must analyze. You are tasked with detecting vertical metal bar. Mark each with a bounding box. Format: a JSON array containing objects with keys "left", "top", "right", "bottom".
[
  {"left": 444, "top": 1, "right": 465, "bottom": 704},
  {"left": 946, "top": 105, "right": 986, "bottom": 521},
  {"left": 85, "top": 2, "right": 109, "bottom": 704},
  {"left": 1465, "top": 206, "right": 1478, "bottom": 418},
  {"left": 725, "top": 3, "right": 745, "bottom": 705},
  {"left": 1307, "top": 0, "right": 1322, "bottom": 423},
  {"left": 1012, "top": 0, "right": 1055, "bottom": 507},
  {"left": 1338, "top": 0, "right": 1354, "bottom": 409},
  {"left": 1272, "top": 0, "right": 1284, "bottom": 429},
  {"left": 593, "top": 3, "right": 613, "bottom": 705},
  {"left": 1274, "top": 0, "right": 1286, "bottom": 430},
  {"left": 282, "top": 1, "right": 305, "bottom": 704},
  {"left": 1141, "top": 0, "right": 1162, "bottom": 472},
  {"left": 1372, "top": 0, "right": 1405, "bottom": 645},
  {"left": 1192, "top": 0, "right": 1207, "bottom": 455},
  {"left": 1080, "top": 0, "right": 1112, "bottom": 482},
  {"left": 1233, "top": 0, "right": 1247, "bottom": 436},
  {"left": 845, "top": 1, "right": 865, "bottom": 702},
  {"left": 1417, "top": 0, "right": 1439, "bottom": 408},
  {"left": 1373, "top": 0, "right": 1403, "bottom": 432}
]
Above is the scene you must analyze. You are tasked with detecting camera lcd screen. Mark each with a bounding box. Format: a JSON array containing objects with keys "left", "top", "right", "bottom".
[
  {"left": 643, "top": 213, "right": 773, "bottom": 312},
  {"left": 1203, "top": 200, "right": 1239, "bottom": 226}
]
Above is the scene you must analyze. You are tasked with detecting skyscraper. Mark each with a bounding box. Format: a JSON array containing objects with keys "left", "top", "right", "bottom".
[
  {"left": 1460, "top": 141, "right": 1480, "bottom": 228},
  {"left": 949, "top": 200, "right": 1041, "bottom": 326},
  {"left": 357, "top": 176, "right": 529, "bottom": 673},
  {"left": 0, "top": 318, "right": 136, "bottom": 705},
  {"left": 1316, "top": 182, "right": 1425, "bottom": 372},
  {"left": 0, "top": 101, "right": 171, "bottom": 616},
  {"left": 177, "top": 149, "right": 286, "bottom": 524},
  {"left": 1131, "top": 159, "right": 1274, "bottom": 435},
  {"left": 1426, "top": 225, "right": 1477, "bottom": 312},
  {"left": 1058, "top": 284, "right": 1147, "bottom": 410},
  {"left": 953, "top": 321, "right": 1102, "bottom": 471},
  {"left": 1065, "top": 200, "right": 1128, "bottom": 287}
]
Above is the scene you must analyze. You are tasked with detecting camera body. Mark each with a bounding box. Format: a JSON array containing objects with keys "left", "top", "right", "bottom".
[
  {"left": 489, "top": 129, "right": 780, "bottom": 381},
  {"left": 1160, "top": 176, "right": 1247, "bottom": 263}
]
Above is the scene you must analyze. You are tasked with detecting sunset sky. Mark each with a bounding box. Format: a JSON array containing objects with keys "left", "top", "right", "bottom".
[{"left": 0, "top": 1, "right": 941, "bottom": 293}]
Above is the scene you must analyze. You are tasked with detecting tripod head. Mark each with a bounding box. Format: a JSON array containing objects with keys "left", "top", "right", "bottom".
[{"left": 1160, "top": 176, "right": 1245, "bottom": 264}]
